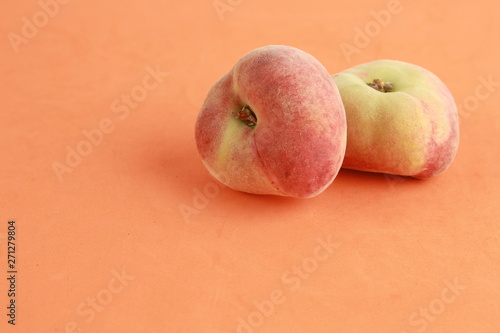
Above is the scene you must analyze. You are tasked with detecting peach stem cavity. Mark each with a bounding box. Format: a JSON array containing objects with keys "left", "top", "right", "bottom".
[
  {"left": 233, "top": 105, "right": 257, "bottom": 127},
  {"left": 367, "top": 78, "right": 393, "bottom": 92}
]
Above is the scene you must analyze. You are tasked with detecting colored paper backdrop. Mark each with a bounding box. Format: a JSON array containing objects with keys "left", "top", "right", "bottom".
[{"left": 1, "top": 0, "right": 499, "bottom": 332}]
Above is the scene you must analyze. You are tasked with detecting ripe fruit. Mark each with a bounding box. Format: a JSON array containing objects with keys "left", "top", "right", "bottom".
[
  {"left": 195, "top": 45, "right": 347, "bottom": 197},
  {"left": 332, "top": 60, "right": 459, "bottom": 178}
]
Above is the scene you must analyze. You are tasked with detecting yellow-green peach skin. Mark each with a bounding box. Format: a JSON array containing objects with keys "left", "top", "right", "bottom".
[
  {"left": 332, "top": 60, "right": 459, "bottom": 178},
  {"left": 195, "top": 45, "right": 347, "bottom": 198}
]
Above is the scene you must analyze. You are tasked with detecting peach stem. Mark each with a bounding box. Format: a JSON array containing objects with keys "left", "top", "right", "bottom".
[
  {"left": 367, "top": 78, "right": 393, "bottom": 92},
  {"left": 232, "top": 106, "right": 257, "bottom": 127}
]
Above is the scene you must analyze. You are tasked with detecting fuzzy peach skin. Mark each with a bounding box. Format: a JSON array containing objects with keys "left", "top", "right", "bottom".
[
  {"left": 332, "top": 60, "right": 459, "bottom": 179},
  {"left": 195, "top": 45, "right": 347, "bottom": 198}
]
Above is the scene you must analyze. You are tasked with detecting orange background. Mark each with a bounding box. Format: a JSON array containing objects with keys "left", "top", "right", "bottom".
[{"left": 1, "top": 0, "right": 500, "bottom": 332}]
